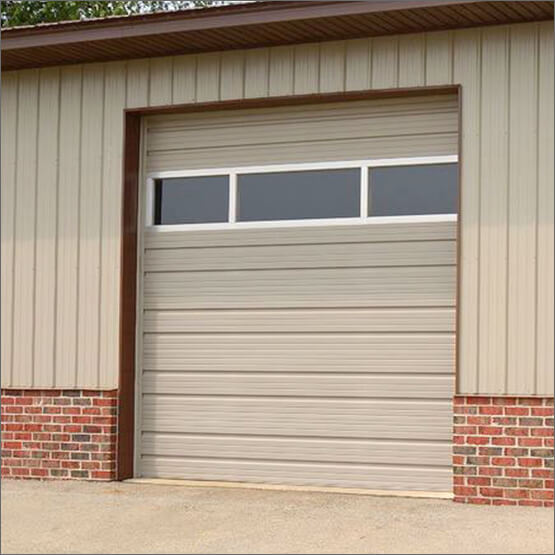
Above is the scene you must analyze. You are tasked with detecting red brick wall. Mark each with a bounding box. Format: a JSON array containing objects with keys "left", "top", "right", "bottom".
[
  {"left": 454, "top": 396, "right": 554, "bottom": 507},
  {"left": 1, "top": 389, "right": 117, "bottom": 480}
]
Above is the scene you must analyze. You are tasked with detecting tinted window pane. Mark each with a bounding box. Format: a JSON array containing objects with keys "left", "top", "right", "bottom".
[
  {"left": 237, "top": 169, "right": 360, "bottom": 222},
  {"left": 369, "top": 163, "right": 458, "bottom": 216},
  {"left": 154, "top": 176, "right": 229, "bottom": 224}
]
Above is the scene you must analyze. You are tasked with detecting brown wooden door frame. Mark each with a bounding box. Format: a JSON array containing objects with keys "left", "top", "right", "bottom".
[{"left": 116, "top": 84, "right": 461, "bottom": 480}]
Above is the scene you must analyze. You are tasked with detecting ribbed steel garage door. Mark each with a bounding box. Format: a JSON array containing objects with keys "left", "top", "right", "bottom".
[{"left": 136, "top": 95, "right": 458, "bottom": 492}]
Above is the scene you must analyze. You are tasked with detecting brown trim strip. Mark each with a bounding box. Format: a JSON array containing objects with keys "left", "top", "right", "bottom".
[
  {"left": 2, "top": 1, "right": 479, "bottom": 48},
  {"left": 117, "top": 84, "right": 462, "bottom": 480},
  {"left": 117, "top": 111, "right": 141, "bottom": 480}
]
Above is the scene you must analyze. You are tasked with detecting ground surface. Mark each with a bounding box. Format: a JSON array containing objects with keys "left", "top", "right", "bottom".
[{"left": 1, "top": 480, "right": 553, "bottom": 554}]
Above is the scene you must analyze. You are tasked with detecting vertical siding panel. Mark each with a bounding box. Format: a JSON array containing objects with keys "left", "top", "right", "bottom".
[
  {"left": 478, "top": 27, "right": 509, "bottom": 394},
  {"left": 506, "top": 25, "right": 538, "bottom": 394},
  {"left": 12, "top": 70, "right": 39, "bottom": 387},
  {"left": 77, "top": 64, "right": 104, "bottom": 388},
  {"left": 220, "top": 51, "right": 245, "bottom": 101},
  {"left": 149, "top": 57, "right": 173, "bottom": 106},
  {"left": 244, "top": 48, "right": 269, "bottom": 98},
  {"left": 269, "top": 46, "right": 294, "bottom": 97},
  {"left": 426, "top": 31, "right": 453, "bottom": 85},
  {"left": 372, "top": 36, "right": 398, "bottom": 89},
  {"left": 34, "top": 68, "right": 60, "bottom": 387},
  {"left": 0, "top": 73, "right": 18, "bottom": 386},
  {"left": 399, "top": 34, "right": 425, "bottom": 87},
  {"left": 320, "top": 41, "right": 345, "bottom": 93},
  {"left": 99, "top": 62, "right": 126, "bottom": 389},
  {"left": 536, "top": 23, "right": 554, "bottom": 395},
  {"left": 126, "top": 59, "right": 149, "bottom": 108},
  {"left": 172, "top": 55, "right": 197, "bottom": 104},
  {"left": 293, "top": 43, "right": 319, "bottom": 95},
  {"left": 196, "top": 52, "right": 221, "bottom": 102},
  {"left": 345, "top": 38, "right": 371, "bottom": 91},
  {"left": 454, "top": 29, "right": 481, "bottom": 394},
  {"left": 55, "top": 67, "right": 82, "bottom": 387}
]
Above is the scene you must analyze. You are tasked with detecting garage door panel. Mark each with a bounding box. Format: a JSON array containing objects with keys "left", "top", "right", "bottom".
[
  {"left": 144, "top": 221, "right": 456, "bottom": 249},
  {"left": 144, "top": 266, "right": 456, "bottom": 310},
  {"left": 141, "top": 396, "right": 452, "bottom": 440},
  {"left": 147, "top": 134, "right": 457, "bottom": 173},
  {"left": 139, "top": 457, "right": 452, "bottom": 492},
  {"left": 141, "top": 433, "right": 450, "bottom": 467},
  {"left": 147, "top": 112, "right": 458, "bottom": 152},
  {"left": 144, "top": 240, "right": 455, "bottom": 272},
  {"left": 143, "top": 308, "right": 456, "bottom": 333},
  {"left": 146, "top": 94, "right": 458, "bottom": 172},
  {"left": 142, "top": 372, "right": 454, "bottom": 398},
  {"left": 143, "top": 333, "right": 454, "bottom": 373}
]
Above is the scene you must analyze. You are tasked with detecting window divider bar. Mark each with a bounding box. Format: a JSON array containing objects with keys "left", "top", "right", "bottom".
[
  {"left": 360, "top": 166, "right": 368, "bottom": 219},
  {"left": 229, "top": 172, "right": 237, "bottom": 223}
]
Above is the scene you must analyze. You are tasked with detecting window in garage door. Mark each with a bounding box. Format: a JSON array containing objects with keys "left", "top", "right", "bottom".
[{"left": 136, "top": 94, "right": 459, "bottom": 493}]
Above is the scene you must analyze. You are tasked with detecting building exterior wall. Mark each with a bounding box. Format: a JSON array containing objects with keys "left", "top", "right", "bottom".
[
  {"left": 1, "top": 389, "right": 117, "bottom": 479},
  {"left": 1, "top": 21, "right": 553, "bottom": 394},
  {"left": 453, "top": 396, "right": 553, "bottom": 506}
]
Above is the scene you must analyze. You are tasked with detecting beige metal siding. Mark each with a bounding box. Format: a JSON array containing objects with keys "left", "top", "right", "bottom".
[
  {"left": 139, "top": 222, "right": 456, "bottom": 491},
  {"left": 1, "top": 22, "right": 553, "bottom": 394}
]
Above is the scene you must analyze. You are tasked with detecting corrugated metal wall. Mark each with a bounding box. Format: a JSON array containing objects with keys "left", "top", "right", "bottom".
[{"left": 1, "top": 22, "right": 553, "bottom": 394}]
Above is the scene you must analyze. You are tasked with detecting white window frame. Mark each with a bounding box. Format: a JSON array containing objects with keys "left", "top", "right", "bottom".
[{"left": 145, "top": 155, "right": 458, "bottom": 231}]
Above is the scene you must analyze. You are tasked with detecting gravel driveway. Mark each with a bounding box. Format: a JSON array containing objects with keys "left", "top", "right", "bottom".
[{"left": 1, "top": 480, "right": 553, "bottom": 554}]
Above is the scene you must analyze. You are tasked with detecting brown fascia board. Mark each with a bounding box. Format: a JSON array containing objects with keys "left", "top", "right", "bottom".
[{"left": 1, "top": 0, "right": 485, "bottom": 50}]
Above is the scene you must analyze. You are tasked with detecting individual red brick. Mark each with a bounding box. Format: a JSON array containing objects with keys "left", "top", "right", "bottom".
[
  {"left": 479, "top": 487, "right": 504, "bottom": 498},
  {"left": 506, "top": 468, "right": 529, "bottom": 478},
  {"left": 467, "top": 477, "right": 491, "bottom": 486},
  {"left": 453, "top": 456, "right": 464, "bottom": 465},
  {"left": 532, "top": 407, "right": 554, "bottom": 417},
  {"left": 91, "top": 471, "right": 113, "bottom": 480},
  {"left": 492, "top": 457, "right": 516, "bottom": 466},
  {"left": 480, "top": 467, "right": 503, "bottom": 476},
  {"left": 479, "top": 406, "right": 503, "bottom": 415},
  {"left": 492, "top": 499, "right": 517, "bottom": 506},
  {"left": 468, "top": 436, "right": 490, "bottom": 445},
  {"left": 15, "top": 397, "right": 33, "bottom": 405},
  {"left": 519, "top": 499, "right": 543, "bottom": 507},
  {"left": 505, "top": 448, "right": 529, "bottom": 457},
  {"left": 30, "top": 468, "right": 48, "bottom": 477},
  {"left": 71, "top": 416, "right": 91, "bottom": 424},
  {"left": 454, "top": 406, "right": 478, "bottom": 415},
  {"left": 479, "top": 426, "right": 503, "bottom": 436},
  {"left": 454, "top": 486, "right": 477, "bottom": 497},
  {"left": 11, "top": 467, "right": 30, "bottom": 476},
  {"left": 492, "top": 478, "right": 517, "bottom": 488},
  {"left": 454, "top": 426, "right": 476, "bottom": 435},
  {"left": 518, "top": 479, "right": 544, "bottom": 488},
  {"left": 62, "top": 407, "right": 81, "bottom": 415},
  {"left": 492, "top": 397, "right": 517, "bottom": 406},
  {"left": 52, "top": 416, "right": 71, "bottom": 424},
  {"left": 466, "top": 497, "right": 492, "bottom": 505},
  {"left": 466, "top": 397, "right": 491, "bottom": 405},
  {"left": 531, "top": 490, "right": 554, "bottom": 501},
  {"left": 505, "top": 489, "right": 530, "bottom": 499},
  {"left": 505, "top": 428, "right": 530, "bottom": 437},
  {"left": 545, "top": 479, "right": 554, "bottom": 489},
  {"left": 467, "top": 416, "right": 491, "bottom": 425},
  {"left": 518, "top": 398, "right": 543, "bottom": 406},
  {"left": 519, "top": 437, "right": 543, "bottom": 447},
  {"left": 492, "top": 437, "right": 515, "bottom": 446},
  {"left": 3, "top": 442, "right": 22, "bottom": 450},
  {"left": 545, "top": 438, "right": 554, "bottom": 448},
  {"left": 453, "top": 435, "right": 465, "bottom": 445},
  {"left": 519, "top": 458, "right": 543, "bottom": 467},
  {"left": 505, "top": 407, "right": 529, "bottom": 416},
  {"left": 531, "top": 428, "right": 553, "bottom": 437},
  {"left": 93, "top": 398, "right": 117, "bottom": 407}
]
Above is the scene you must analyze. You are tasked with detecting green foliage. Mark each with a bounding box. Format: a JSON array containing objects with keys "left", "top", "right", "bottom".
[{"left": 0, "top": 1, "right": 222, "bottom": 28}]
